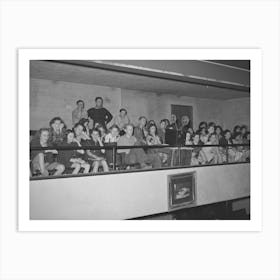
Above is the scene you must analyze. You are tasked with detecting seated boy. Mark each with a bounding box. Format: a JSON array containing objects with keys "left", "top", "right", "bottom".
[
  {"left": 117, "top": 124, "right": 161, "bottom": 169},
  {"left": 30, "top": 128, "right": 65, "bottom": 176}
]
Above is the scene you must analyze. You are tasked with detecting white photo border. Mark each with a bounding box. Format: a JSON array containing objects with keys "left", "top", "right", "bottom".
[{"left": 18, "top": 48, "right": 261, "bottom": 232}]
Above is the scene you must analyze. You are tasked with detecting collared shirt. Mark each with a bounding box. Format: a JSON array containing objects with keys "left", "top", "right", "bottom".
[
  {"left": 72, "top": 108, "right": 88, "bottom": 126},
  {"left": 105, "top": 133, "right": 120, "bottom": 143},
  {"left": 113, "top": 115, "right": 130, "bottom": 130},
  {"left": 117, "top": 135, "right": 137, "bottom": 154}
]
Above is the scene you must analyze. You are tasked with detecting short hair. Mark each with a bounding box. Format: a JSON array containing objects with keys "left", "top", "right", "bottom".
[
  {"left": 79, "top": 118, "right": 89, "bottom": 126},
  {"left": 110, "top": 125, "right": 120, "bottom": 131},
  {"left": 138, "top": 116, "right": 147, "bottom": 121},
  {"left": 208, "top": 122, "right": 215, "bottom": 128},
  {"left": 233, "top": 125, "right": 241, "bottom": 132},
  {"left": 215, "top": 125, "right": 223, "bottom": 133},
  {"left": 49, "top": 116, "right": 64, "bottom": 127},
  {"left": 124, "top": 123, "right": 134, "bottom": 130},
  {"left": 160, "top": 119, "right": 166, "bottom": 124},
  {"left": 95, "top": 97, "right": 103, "bottom": 102},
  {"left": 120, "top": 108, "right": 127, "bottom": 114},
  {"left": 224, "top": 129, "right": 231, "bottom": 136},
  {"left": 76, "top": 100, "right": 85, "bottom": 107},
  {"left": 73, "top": 123, "right": 86, "bottom": 134},
  {"left": 199, "top": 121, "right": 207, "bottom": 129},
  {"left": 37, "top": 128, "right": 49, "bottom": 137},
  {"left": 233, "top": 132, "right": 242, "bottom": 139}
]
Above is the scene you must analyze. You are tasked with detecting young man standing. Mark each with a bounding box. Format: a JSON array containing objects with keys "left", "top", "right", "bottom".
[{"left": 87, "top": 97, "right": 113, "bottom": 128}]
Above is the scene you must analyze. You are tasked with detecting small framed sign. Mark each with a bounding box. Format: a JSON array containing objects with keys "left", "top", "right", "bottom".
[{"left": 168, "top": 171, "right": 196, "bottom": 210}]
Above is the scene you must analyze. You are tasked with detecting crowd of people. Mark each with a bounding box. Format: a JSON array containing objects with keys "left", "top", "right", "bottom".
[{"left": 30, "top": 97, "right": 250, "bottom": 177}]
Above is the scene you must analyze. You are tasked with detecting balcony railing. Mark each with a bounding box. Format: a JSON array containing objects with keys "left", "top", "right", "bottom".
[{"left": 30, "top": 143, "right": 250, "bottom": 180}]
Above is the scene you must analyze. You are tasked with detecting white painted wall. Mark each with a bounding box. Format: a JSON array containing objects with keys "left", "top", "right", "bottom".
[
  {"left": 30, "top": 163, "right": 250, "bottom": 220},
  {"left": 30, "top": 78, "right": 250, "bottom": 130}
]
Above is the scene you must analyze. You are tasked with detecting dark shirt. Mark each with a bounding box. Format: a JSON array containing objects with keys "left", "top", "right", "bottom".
[
  {"left": 84, "top": 139, "right": 104, "bottom": 157},
  {"left": 87, "top": 107, "right": 113, "bottom": 127},
  {"left": 134, "top": 126, "right": 146, "bottom": 144},
  {"left": 57, "top": 142, "right": 79, "bottom": 167},
  {"left": 49, "top": 129, "right": 66, "bottom": 146},
  {"left": 30, "top": 139, "right": 54, "bottom": 163}
]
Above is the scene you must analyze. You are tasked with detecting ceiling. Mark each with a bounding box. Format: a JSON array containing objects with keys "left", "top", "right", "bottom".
[
  {"left": 30, "top": 60, "right": 250, "bottom": 100},
  {"left": 207, "top": 60, "right": 250, "bottom": 70}
]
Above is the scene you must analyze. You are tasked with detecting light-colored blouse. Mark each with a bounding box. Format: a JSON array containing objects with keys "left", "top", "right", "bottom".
[{"left": 113, "top": 115, "right": 130, "bottom": 130}]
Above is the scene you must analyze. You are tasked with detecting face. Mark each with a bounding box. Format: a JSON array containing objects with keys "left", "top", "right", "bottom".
[
  {"left": 200, "top": 135, "right": 208, "bottom": 143},
  {"left": 67, "top": 132, "right": 74, "bottom": 143},
  {"left": 139, "top": 118, "right": 147, "bottom": 127},
  {"left": 91, "top": 131, "right": 100, "bottom": 141},
  {"left": 160, "top": 121, "right": 165, "bottom": 129},
  {"left": 193, "top": 134, "right": 199, "bottom": 144},
  {"left": 125, "top": 125, "right": 134, "bottom": 137},
  {"left": 185, "top": 132, "right": 191, "bottom": 141},
  {"left": 171, "top": 114, "right": 176, "bottom": 123},
  {"left": 200, "top": 123, "right": 206, "bottom": 129},
  {"left": 182, "top": 116, "right": 189, "bottom": 124},
  {"left": 40, "top": 130, "right": 49, "bottom": 144},
  {"left": 235, "top": 127, "right": 241, "bottom": 133},
  {"left": 111, "top": 127, "right": 119, "bottom": 137},
  {"left": 77, "top": 101, "right": 84, "bottom": 109},
  {"left": 216, "top": 127, "right": 221, "bottom": 135},
  {"left": 150, "top": 126, "right": 156, "bottom": 135},
  {"left": 51, "top": 120, "right": 61, "bottom": 131},
  {"left": 84, "top": 121, "right": 89, "bottom": 128},
  {"left": 74, "top": 125, "right": 83, "bottom": 137},
  {"left": 120, "top": 110, "right": 126, "bottom": 117},
  {"left": 95, "top": 99, "right": 103, "bottom": 108},
  {"left": 241, "top": 128, "right": 246, "bottom": 134},
  {"left": 247, "top": 133, "right": 250, "bottom": 140},
  {"left": 225, "top": 132, "right": 231, "bottom": 140},
  {"left": 208, "top": 126, "right": 215, "bottom": 134},
  {"left": 188, "top": 128, "right": 193, "bottom": 134}
]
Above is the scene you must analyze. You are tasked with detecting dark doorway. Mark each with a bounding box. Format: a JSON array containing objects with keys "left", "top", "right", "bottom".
[{"left": 171, "top": 104, "right": 193, "bottom": 128}]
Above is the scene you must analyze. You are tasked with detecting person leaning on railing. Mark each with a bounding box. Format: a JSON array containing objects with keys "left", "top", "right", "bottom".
[
  {"left": 56, "top": 130, "right": 90, "bottom": 175},
  {"left": 30, "top": 128, "right": 65, "bottom": 177}
]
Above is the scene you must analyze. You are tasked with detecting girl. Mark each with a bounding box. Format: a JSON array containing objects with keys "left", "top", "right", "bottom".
[
  {"left": 79, "top": 118, "right": 90, "bottom": 138},
  {"left": 185, "top": 131, "right": 193, "bottom": 145},
  {"left": 96, "top": 125, "right": 107, "bottom": 143},
  {"left": 86, "top": 129, "right": 109, "bottom": 173},
  {"left": 147, "top": 124, "right": 169, "bottom": 164},
  {"left": 30, "top": 128, "right": 65, "bottom": 176},
  {"left": 158, "top": 119, "right": 166, "bottom": 144},
  {"left": 57, "top": 130, "right": 90, "bottom": 175},
  {"left": 203, "top": 133, "right": 222, "bottom": 164},
  {"left": 191, "top": 133, "right": 205, "bottom": 165}
]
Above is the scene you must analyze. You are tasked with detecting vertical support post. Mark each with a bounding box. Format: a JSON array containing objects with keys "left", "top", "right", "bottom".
[
  {"left": 226, "top": 146, "right": 229, "bottom": 163},
  {"left": 178, "top": 146, "right": 181, "bottom": 166},
  {"left": 112, "top": 146, "right": 116, "bottom": 170}
]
